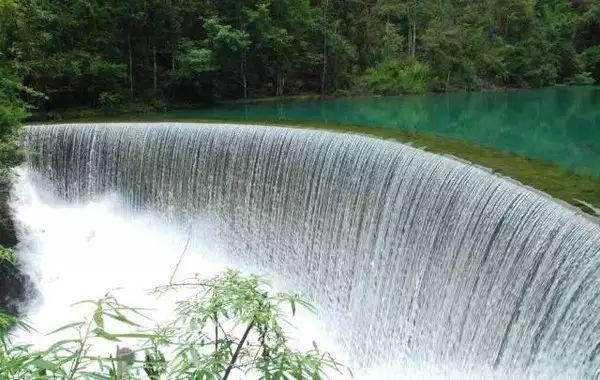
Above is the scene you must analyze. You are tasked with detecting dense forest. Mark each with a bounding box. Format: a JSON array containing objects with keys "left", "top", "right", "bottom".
[{"left": 0, "top": 0, "right": 599, "bottom": 111}]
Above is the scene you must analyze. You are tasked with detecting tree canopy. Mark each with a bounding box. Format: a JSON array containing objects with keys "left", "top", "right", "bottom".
[{"left": 0, "top": 0, "right": 598, "bottom": 109}]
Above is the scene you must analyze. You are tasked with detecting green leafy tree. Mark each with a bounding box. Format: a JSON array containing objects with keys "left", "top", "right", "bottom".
[
  {"left": 0, "top": 62, "right": 26, "bottom": 174},
  {"left": 203, "top": 17, "right": 251, "bottom": 98},
  {"left": 1, "top": 0, "right": 599, "bottom": 107}
]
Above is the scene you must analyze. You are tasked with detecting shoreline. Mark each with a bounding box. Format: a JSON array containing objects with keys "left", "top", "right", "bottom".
[{"left": 29, "top": 84, "right": 591, "bottom": 121}]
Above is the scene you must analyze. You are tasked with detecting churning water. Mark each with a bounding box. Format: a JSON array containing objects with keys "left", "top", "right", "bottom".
[{"left": 15, "top": 123, "right": 600, "bottom": 379}]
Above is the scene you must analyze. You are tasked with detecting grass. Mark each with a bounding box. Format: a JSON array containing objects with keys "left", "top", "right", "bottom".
[{"left": 30, "top": 112, "right": 600, "bottom": 217}]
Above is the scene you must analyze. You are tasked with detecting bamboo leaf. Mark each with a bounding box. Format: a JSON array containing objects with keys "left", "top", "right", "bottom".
[
  {"left": 47, "top": 322, "right": 85, "bottom": 335},
  {"left": 30, "top": 358, "right": 60, "bottom": 371}
]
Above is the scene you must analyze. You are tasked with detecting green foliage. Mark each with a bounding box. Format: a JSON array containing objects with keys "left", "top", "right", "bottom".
[
  {"left": 152, "top": 270, "right": 345, "bottom": 379},
  {"left": 566, "top": 71, "right": 596, "bottom": 85},
  {"left": 0, "top": 270, "right": 348, "bottom": 379},
  {"left": 0, "top": 295, "right": 146, "bottom": 379},
  {"left": 357, "top": 60, "right": 431, "bottom": 95},
  {"left": 0, "top": 309, "right": 14, "bottom": 336},
  {"left": 176, "top": 41, "right": 217, "bottom": 78},
  {"left": 204, "top": 18, "right": 250, "bottom": 55},
  {"left": 1, "top": 0, "right": 599, "bottom": 105},
  {"left": 0, "top": 53, "right": 42, "bottom": 245},
  {"left": 0, "top": 244, "right": 14, "bottom": 264},
  {"left": 380, "top": 23, "right": 405, "bottom": 61},
  {"left": 99, "top": 92, "right": 123, "bottom": 109},
  {"left": 580, "top": 46, "right": 600, "bottom": 81},
  {"left": 0, "top": 63, "right": 27, "bottom": 173}
]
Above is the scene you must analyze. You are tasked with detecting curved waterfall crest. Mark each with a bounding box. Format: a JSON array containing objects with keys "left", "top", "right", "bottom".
[{"left": 25, "top": 123, "right": 600, "bottom": 378}]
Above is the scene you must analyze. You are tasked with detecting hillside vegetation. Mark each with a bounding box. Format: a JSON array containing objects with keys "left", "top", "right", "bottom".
[{"left": 0, "top": 0, "right": 599, "bottom": 112}]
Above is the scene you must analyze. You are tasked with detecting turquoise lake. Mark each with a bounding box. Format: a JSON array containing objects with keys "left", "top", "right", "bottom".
[{"left": 154, "top": 86, "right": 600, "bottom": 178}]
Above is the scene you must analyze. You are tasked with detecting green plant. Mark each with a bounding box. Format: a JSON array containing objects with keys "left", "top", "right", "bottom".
[
  {"left": 0, "top": 245, "right": 14, "bottom": 264},
  {"left": 0, "top": 270, "right": 348, "bottom": 379},
  {"left": 99, "top": 92, "right": 123, "bottom": 108},
  {"left": 357, "top": 59, "right": 431, "bottom": 95},
  {"left": 580, "top": 46, "right": 600, "bottom": 82},
  {"left": 0, "top": 63, "right": 27, "bottom": 177},
  {"left": 154, "top": 270, "right": 346, "bottom": 379},
  {"left": 0, "top": 295, "right": 147, "bottom": 379},
  {"left": 566, "top": 72, "right": 596, "bottom": 85},
  {"left": 0, "top": 309, "right": 16, "bottom": 337}
]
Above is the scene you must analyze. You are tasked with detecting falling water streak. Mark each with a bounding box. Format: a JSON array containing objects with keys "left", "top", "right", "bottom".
[{"left": 24, "top": 123, "right": 600, "bottom": 379}]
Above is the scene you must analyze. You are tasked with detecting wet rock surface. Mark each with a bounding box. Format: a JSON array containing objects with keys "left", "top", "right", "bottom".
[{"left": 0, "top": 179, "right": 32, "bottom": 315}]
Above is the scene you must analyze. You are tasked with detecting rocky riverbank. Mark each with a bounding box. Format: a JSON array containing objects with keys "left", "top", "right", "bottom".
[{"left": 0, "top": 178, "right": 31, "bottom": 315}]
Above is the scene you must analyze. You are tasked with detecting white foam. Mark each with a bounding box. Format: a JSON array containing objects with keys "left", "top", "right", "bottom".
[{"left": 10, "top": 168, "right": 344, "bottom": 377}]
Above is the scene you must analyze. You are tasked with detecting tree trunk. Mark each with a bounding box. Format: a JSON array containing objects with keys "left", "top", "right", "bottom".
[
  {"left": 407, "top": 17, "right": 417, "bottom": 59},
  {"left": 321, "top": 0, "right": 328, "bottom": 96},
  {"left": 172, "top": 43, "right": 176, "bottom": 71},
  {"left": 223, "top": 321, "right": 254, "bottom": 380},
  {"left": 153, "top": 44, "right": 158, "bottom": 91},
  {"left": 128, "top": 34, "right": 133, "bottom": 98},
  {"left": 411, "top": 20, "right": 417, "bottom": 58},
  {"left": 241, "top": 53, "right": 248, "bottom": 99},
  {"left": 408, "top": 20, "right": 412, "bottom": 59},
  {"left": 276, "top": 71, "right": 285, "bottom": 97}
]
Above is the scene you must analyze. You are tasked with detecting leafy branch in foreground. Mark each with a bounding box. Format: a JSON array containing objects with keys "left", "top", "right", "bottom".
[
  {"left": 0, "top": 270, "right": 349, "bottom": 379},
  {"left": 0, "top": 295, "right": 149, "bottom": 379}
]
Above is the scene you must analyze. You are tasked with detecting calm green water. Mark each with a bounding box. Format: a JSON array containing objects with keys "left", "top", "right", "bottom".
[{"left": 155, "top": 86, "right": 600, "bottom": 178}]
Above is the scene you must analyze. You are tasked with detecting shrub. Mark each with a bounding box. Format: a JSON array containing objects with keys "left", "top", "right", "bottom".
[
  {"left": 581, "top": 46, "right": 600, "bottom": 83},
  {"left": 0, "top": 245, "right": 13, "bottom": 263},
  {"left": 357, "top": 59, "right": 432, "bottom": 95},
  {"left": 0, "top": 63, "right": 27, "bottom": 174},
  {"left": 98, "top": 91, "right": 123, "bottom": 109},
  {"left": 566, "top": 71, "right": 596, "bottom": 85}
]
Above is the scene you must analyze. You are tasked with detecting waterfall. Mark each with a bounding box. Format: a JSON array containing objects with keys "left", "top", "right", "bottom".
[{"left": 23, "top": 123, "right": 600, "bottom": 379}]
